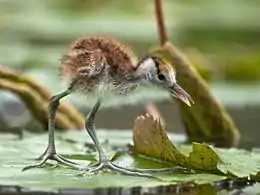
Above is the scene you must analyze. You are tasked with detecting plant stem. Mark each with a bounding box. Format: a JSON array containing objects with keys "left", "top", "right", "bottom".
[{"left": 155, "top": 0, "right": 168, "bottom": 45}]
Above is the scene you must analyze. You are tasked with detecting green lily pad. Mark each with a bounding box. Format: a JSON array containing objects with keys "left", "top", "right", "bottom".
[
  {"left": 132, "top": 113, "right": 260, "bottom": 178},
  {"left": 1, "top": 130, "right": 227, "bottom": 190}
]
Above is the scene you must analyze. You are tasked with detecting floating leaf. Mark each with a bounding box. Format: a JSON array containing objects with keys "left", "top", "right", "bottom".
[
  {"left": 0, "top": 131, "right": 227, "bottom": 190},
  {"left": 132, "top": 113, "right": 260, "bottom": 178}
]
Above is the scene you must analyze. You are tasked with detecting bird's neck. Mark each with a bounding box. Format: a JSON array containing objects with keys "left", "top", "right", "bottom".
[{"left": 123, "top": 71, "right": 149, "bottom": 86}]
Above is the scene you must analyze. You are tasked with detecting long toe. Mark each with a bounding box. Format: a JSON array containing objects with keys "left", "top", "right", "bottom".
[
  {"left": 111, "top": 163, "right": 188, "bottom": 173},
  {"left": 51, "top": 154, "right": 88, "bottom": 170},
  {"left": 22, "top": 152, "right": 86, "bottom": 172},
  {"left": 82, "top": 161, "right": 157, "bottom": 179},
  {"left": 57, "top": 154, "right": 81, "bottom": 165},
  {"left": 22, "top": 156, "right": 49, "bottom": 171},
  {"left": 88, "top": 161, "right": 100, "bottom": 167},
  {"left": 106, "top": 162, "right": 156, "bottom": 178}
]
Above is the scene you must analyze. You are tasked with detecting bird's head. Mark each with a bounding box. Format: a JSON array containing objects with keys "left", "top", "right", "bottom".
[{"left": 135, "top": 55, "right": 194, "bottom": 107}]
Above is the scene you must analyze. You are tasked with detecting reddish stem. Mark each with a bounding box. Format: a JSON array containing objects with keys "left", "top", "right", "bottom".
[{"left": 155, "top": 0, "right": 168, "bottom": 45}]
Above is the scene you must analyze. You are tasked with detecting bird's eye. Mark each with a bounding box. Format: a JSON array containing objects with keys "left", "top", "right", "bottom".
[{"left": 158, "top": 73, "right": 165, "bottom": 81}]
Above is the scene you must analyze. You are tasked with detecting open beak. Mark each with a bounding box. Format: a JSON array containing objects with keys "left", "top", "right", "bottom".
[{"left": 169, "top": 83, "right": 194, "bottom": 107}]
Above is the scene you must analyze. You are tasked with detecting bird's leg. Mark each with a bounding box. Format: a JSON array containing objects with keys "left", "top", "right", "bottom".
[
  {"left": 82, "top": 99, "right": 156, "bottom": 178},
  {"left": 22, "top": 89, "right": 87, "bottom": 171}
]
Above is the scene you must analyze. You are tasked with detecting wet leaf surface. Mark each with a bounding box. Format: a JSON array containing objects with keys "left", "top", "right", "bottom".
[{"left": 133, "top": 113, "right": 260, "bottom": 178}]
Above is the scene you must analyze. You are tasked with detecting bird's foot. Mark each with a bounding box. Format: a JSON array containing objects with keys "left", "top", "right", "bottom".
[
  {"left": 78, "top": 159, "right": 161, "bottom": 179},
  {"left": 22, "top": 149, "right": 86, "bottom": 172}
]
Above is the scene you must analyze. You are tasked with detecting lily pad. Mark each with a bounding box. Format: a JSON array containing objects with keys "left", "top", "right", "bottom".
[
  {"left": 1, "top": 130, "right": 227, "bottom": 190},
  {"left": 132, "top": 113, "right": 260, "bottom": 178}
]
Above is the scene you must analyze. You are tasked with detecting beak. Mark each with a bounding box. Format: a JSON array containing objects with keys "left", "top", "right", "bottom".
[{"left": 169, "top": 83, "right": 194, "bottom": 107}]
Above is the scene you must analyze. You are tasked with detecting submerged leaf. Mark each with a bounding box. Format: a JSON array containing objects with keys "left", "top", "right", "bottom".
[{"left": 132, "top": 113, "right": 260, "bottom": 178}]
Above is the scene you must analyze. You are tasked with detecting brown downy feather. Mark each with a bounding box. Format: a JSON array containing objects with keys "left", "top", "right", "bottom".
[
  {"left": 59, "top": 49, "right": 106, "bottom": 80},
  {"left": 59, "top": 34, "right": 138, "bottom": 80}
]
